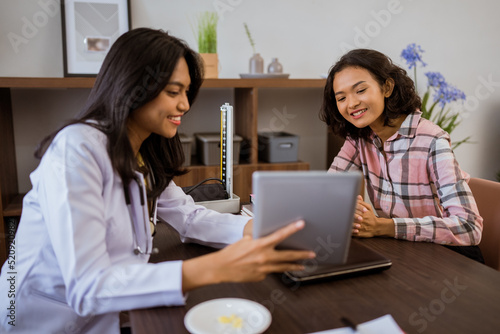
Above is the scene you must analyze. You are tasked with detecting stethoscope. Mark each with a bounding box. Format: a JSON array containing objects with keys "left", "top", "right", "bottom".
[{"left": 124, "top": 175, "right": 159, "bottom": 255}]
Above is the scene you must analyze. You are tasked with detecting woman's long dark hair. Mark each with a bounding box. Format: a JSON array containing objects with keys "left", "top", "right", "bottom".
[
  {"left": 35, "top": 28, "right": 204, "bottom": 198},
  {"left": 320, "top": 49, "right": 421, "bottom": 141}
]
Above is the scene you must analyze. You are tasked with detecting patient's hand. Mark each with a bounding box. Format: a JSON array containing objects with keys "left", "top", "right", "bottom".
[
  {"left": 352, "top": 195, "right": 368, "bottom": 235},
  {"left": 352, "top": 196, "right": 395, "bottom": 238}
]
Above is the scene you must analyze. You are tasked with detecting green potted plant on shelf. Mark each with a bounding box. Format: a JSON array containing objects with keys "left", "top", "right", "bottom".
[{"left": 196, "top": 11, "right": 219, "bottom": 78}]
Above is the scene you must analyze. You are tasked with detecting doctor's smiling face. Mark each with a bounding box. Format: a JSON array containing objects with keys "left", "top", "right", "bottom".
[{"left": 127, "top": 57, "right": 191, "bottom": 154}]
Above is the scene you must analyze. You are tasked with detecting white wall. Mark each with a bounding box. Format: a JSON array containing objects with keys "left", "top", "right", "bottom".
[{"left": 1, "top": 0, "right": 500, "bottom": 192}]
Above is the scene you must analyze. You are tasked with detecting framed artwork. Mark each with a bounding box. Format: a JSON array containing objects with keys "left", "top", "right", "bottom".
[{"left": 61, "top": 0, "right": 131, "bottom": 76}]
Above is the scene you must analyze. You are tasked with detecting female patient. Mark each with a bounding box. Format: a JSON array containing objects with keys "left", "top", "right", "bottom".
[
  {"left": 320, "top": 49, "right": 483, "bottom": 259},
  {"left": 0, "top": 28, "right": 314, "bottom": 333}
]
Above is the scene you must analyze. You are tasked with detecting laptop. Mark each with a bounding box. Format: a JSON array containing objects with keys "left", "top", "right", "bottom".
[{"left": 252, "top": 171, "right": 391, "bottom": 282}]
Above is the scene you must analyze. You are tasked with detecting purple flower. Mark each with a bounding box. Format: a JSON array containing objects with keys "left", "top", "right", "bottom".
[
  {"left": 425, "top": 72, "right": 447, "bottom": 88},
  {"left": 433, "top": 84, "right": 466, "bottom": 107},
  {"left": 401, "top": 43, "right": 427, "bottom": 69},
  {"left": 424, "top": 72, "right": 466, "bottom": 107}
]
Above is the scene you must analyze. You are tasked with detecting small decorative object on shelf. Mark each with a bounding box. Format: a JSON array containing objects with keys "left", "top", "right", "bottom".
[
  {"left": 401, "top": 43, "right": 472, "bottom": 150},
  {"left": 249, "top": 53, "right": 264, "bottom": 74},
  {"left": 267, "top": 58, "right": 283, "bottom": 74},
  {"left": 197, "top": 11, "right": 219, "bottom": 78},
  {"left": 244, "top": 23, "right": 264, "bottom": 74}
]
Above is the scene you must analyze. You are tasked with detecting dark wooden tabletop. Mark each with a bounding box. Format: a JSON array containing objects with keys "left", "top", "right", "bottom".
[{"left": 129, "top": 223, "right": 500, "bottom": 334}]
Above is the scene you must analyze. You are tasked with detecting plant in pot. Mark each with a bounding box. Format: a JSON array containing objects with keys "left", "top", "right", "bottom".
[{"left": 197, "top": 11, "right": 219, "bottom": 78}]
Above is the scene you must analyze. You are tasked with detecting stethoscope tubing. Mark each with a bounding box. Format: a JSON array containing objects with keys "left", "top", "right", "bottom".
[{"left": 124, "top": 175, "right": 158, "bottom": 255}]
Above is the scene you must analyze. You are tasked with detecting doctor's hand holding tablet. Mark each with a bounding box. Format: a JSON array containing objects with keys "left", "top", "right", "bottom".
[{"left": 182, "top": 219, "right": 315, "bottom": 291}]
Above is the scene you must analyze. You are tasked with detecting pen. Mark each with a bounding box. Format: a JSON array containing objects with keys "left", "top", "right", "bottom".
[{"left": 340, "top": 316, "right": 357, "bottom": 331}]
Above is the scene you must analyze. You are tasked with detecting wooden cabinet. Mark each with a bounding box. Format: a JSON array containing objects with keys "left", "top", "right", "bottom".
[{"left": 0, "top": 77, "right": 326, "bottom": 262}]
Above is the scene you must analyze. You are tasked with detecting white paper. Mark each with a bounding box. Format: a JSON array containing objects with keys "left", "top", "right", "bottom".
[
  {"left": 308, "top": 314, "right": 403, "bottom": 334},
  {"left": 357, "top": 314, "right": 403, "bottom": 334}
]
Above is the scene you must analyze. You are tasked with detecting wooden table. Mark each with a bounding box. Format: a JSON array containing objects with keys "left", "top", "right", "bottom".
[{"left": 129, "top": 223, "right": 500, "bottom": 334}]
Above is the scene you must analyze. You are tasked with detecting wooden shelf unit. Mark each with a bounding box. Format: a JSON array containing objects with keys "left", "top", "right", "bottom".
[
  {"left": 0, "top": 77, "right": 326, "bottom": 89},
  {"left": 0, "top": 77, "right": 325, "bottom": 263}
]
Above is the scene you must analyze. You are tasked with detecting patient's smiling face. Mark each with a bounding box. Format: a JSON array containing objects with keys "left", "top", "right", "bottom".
[{"left": 333, "top": 66, "right": 393, "bottom": 134}]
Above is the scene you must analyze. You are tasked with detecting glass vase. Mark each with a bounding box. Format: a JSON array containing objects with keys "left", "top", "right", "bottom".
[
  {"left": 267, "top": 58, "right": 283, "bottom": 74},
  {"left": 249, "top": 53, "right": 264, "bottom": 74}
]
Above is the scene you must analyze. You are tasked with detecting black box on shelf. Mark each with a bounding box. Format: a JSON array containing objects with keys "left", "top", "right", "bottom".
[
  {"left": 258, "top": 132, "right": 299, "bottom": 163},
  {"left": 195, "top": 132, "right": 243, "bottom": 166},
  {"left": 179, "top": 133, "right": 193, "bottom": 166}
]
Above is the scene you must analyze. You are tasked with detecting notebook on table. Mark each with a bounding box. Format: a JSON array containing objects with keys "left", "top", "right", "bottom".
[{"left": 252, "top": 171, "right": 391, "bottom": 282}]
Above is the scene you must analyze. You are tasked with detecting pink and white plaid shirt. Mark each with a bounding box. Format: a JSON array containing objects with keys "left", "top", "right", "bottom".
[{"left": 329, "top": 111, "right": 482, "bottom": 246}]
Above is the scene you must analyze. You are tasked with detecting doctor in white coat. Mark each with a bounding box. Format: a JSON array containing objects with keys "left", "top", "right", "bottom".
[{"left": 0, "top": 28, "right": 315, "bottom": 333}]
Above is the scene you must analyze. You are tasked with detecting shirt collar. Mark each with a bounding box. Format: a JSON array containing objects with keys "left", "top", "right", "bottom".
[
  {"left": 397, "top": 110, "right": 421, "bottom": 139},
  {"left": 370, "top": 110, "right": 421, "bottom": 146}
]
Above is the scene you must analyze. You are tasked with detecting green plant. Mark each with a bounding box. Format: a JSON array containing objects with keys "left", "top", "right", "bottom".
[
  {"left": 197, "top": 12, "right": 218, "bottom": 53},
  {"left": 243, "top": 23, "right": 256, "bottom": 54},
  {"left": 401, "top": 44, "right": 473, "bottom": 150}
]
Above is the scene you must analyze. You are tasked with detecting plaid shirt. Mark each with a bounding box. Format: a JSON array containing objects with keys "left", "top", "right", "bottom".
[{"left": 329, "top": 111, "right": 482, "bottom": 246}]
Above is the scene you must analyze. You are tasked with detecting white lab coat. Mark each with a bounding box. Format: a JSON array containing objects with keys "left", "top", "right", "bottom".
[{"left": 0, "top": 123, "right": 249, "bottom": 333}]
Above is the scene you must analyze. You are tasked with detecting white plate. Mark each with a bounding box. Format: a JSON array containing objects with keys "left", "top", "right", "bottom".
[
  {"left": 184, "top": 298, "right": 272, "bottom": 334},
  {"left": 239, "top": 73, "right": 290, "bottom": 79}
]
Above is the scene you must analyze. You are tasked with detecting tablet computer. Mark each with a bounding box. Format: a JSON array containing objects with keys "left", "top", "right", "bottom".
[
  {"left": 252, "top": 170, "right": 362, "bottom": 265},
  {"left": 252, "top": 170, "right": 391, "bottom": 279}
]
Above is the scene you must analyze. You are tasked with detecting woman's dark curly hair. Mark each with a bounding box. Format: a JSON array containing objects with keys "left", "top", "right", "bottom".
[{"left": 320, "top": 49, "right": 421, "bottom": 140}]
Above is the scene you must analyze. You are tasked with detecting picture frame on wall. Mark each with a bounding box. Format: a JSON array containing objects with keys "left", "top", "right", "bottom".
[{"left": 61, "top": 0, "right": 131, "bottom": 77}]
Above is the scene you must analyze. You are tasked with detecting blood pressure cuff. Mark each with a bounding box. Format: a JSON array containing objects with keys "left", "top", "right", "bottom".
[{"left": 182, "top": 178, "right": 229, "bottom": 202}]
